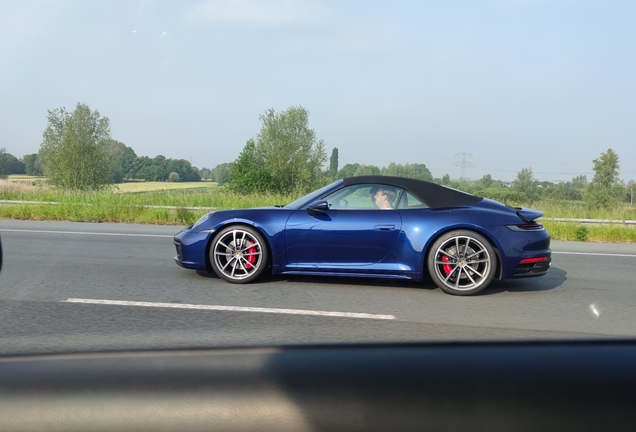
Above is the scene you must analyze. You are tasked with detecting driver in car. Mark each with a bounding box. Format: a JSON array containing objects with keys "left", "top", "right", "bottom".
[{"left": 370, "top": 186, "right": 396, "bottom": 209}]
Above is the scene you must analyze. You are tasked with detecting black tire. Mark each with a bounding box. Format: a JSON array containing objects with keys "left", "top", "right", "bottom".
[
  {"left": 427, "top": 230, "right": 496, "bottom": 296},
  {"left": 209, "top": 225, "right": 269, "bottom": 284}
]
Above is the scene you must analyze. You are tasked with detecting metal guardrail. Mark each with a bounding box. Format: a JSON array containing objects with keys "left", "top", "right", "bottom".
[
  {"left": 0, "top": 200, "right": 214, "bottom": 211},
  {"left": 541, "top": 217, "right": 636, "bottom": 225},
  {"left": 0, "top": 200, "right": 60, "bottom": 205}
]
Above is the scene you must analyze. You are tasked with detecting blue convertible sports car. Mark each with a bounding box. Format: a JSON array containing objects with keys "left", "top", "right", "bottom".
[{"left": 174, "top": 176, "right": 551, "bottom": 296}]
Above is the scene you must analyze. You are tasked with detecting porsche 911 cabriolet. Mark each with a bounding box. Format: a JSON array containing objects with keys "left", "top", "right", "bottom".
[{"left": 174, "top": 176, "right": 551, "bottom": 296}]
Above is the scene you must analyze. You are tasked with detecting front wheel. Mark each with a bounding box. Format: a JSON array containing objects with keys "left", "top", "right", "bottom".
[
  {"left": 210, "top": 225, "right": 269, "bottom": 283},
  {"left": 427, "top": 230, "right": 496, "bottom": 296}
]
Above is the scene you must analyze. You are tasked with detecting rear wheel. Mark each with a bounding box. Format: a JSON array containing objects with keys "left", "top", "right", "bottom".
[
  {"left": 210, "top": 226, "right": 268, "bottom": 283},
  {"left": 427, "top": 230, "right": 496, "bottom": 296}
]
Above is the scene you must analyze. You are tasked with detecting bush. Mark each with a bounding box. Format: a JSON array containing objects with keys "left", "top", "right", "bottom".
[
  {"left": 575, "top": 225, "right": 589, "bottom": 242},
  {"left": 474, "top": 188, "right": 527, "bottom": 206},
  {"left": 175, "top": 207, "right": 195, "bottom": 225}
]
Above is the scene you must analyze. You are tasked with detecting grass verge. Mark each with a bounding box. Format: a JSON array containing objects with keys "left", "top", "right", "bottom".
[
  {"left": 0, "top": 182, "right": 295, "bottom": 226},
  {"left": 1, "top": 183, "right": 635, "bottom": 242}
]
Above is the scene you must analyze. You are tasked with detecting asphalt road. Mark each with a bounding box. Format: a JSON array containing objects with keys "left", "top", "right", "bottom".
[{"left": 1, "top": 219, "right": 635, "bottom": 355}]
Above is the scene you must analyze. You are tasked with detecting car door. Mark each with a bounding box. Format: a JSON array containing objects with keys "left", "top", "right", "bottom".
[{"left": 284, "top": 184, "right": 403, "bottom": 268}]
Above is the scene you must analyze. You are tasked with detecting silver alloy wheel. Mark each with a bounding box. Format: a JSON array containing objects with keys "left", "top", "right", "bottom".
[
  {"left": 212, "top": 228, "right": 264, "bottom": 281},
  {"left": 432, "top": 235, "right": 492, "bottom": 292}
]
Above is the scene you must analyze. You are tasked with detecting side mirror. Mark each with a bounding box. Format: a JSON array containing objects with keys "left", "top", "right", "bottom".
[{"left": 306, "top": 200, "right": 330, "bottom": 213}]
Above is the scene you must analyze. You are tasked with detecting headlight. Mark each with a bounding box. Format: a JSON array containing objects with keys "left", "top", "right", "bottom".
[{"left": 192, "top": 212, "right": 213, "bottom": 230}]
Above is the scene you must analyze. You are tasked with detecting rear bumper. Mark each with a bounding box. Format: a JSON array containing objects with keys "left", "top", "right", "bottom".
[{"left": 512, "top": 254, "right": 551, "bottom": 278}]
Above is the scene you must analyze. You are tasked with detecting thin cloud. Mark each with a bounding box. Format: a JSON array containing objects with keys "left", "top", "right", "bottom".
[{"left": 186, "top": 0, "right": 326, "bottom": 27}]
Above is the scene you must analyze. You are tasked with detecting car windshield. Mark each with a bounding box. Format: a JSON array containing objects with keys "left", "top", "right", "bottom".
[
  {"left": 283, "top": 180, "right": 341, "bottom": 209},
  {"left": 1, "top": 1, "right": 635, "bottom": 357}
]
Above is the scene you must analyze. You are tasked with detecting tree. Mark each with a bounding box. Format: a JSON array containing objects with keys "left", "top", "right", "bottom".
[
  {"left": 38, "top": 103, "right": 113, "bottom": 190},
  {"left": 584, "top": 148, "right": 625, "bottom": 209},
  {"left": 257, "top": 106, "right": 326, "bottom": 194},
  {"left": 405, "top": 163, "right": 433, "bottom": 181},
  {"left": 137, "top": 165, "right": 166, "bottom": 182},
  {"left": 168, "top": 172, "right": 180, "bottom": 182},
  {"left": 22, "top": 153, "right": 43, "bottom": 176},
  {"left": 0, "top": 150, "right": 25, "bottom": 177},
  {"left": 211, "top": 163, "right": 232, "bottom": 184},
  {"left": 0, "top": 149, "right": 11, "bottom": 179},
  {"left": 105, "top": 140, "right": 137, "bottom": 182},
  {"left": 166, "top": 159, "right": 200, "bottom": 182},
  {"left": 337, "top": 163, "right": 361, "bottom": 179},
  {"left": 512, "top": 167, "right": 538, "bottom": 202},
  {"left": 329, "top": 148, "right": 339, "bottom": 179},
  {"left": 548, "top": 175, "right": 587, "bottom": 201},
  {"left": 230, "top": 106, "right": 327, "bottom": 194},
  {"left": 381, "top": 163, "right": 433, "bottom": 181},
  {"left": 104, "top": 140, "right": 127, "bottom": 183},
  {"left": 229, "top": 139, "right": 272, "bottom": 193},
  {"left": 475, "top": 174, "right": 500, "bottom": 190},
  {"left": 198, "top": 167, "right": 212, "bottom": 180},
  {"left": 572, "top": 175, "right": 588, "bottom": 190},
  {"left": 353, "top": 165, "right": 381, "bottom": 176}
]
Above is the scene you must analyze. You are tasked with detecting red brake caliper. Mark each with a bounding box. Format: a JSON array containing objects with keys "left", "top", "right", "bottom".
[
  {"left": 441, "top": 255, "right": 452, "bottom": 275},
  {"left": 246, "top": 241, "right": 257, "bottom": 269}
]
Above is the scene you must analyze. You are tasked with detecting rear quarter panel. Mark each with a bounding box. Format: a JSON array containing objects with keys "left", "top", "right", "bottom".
[{"left": 396, "top": 206, "right": 545, "bottom": 279}]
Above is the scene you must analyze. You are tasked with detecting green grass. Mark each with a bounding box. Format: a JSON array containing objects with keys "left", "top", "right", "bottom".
[
  {"left": 1, "top": 183, "right": 635, "bottom": 242},
  {"left": 529, "top": 199, "right": 636, "bottom": 243},
  {"left": 0, "top": 182, "right": 295, "bottom": 226},
  {"left": 541, "top": 220, "right": 636, "bottom": 243},
  {"left": 534, "top": 199, "right": 636, "bottom": 220}
]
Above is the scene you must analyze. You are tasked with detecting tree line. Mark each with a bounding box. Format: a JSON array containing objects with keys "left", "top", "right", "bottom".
[
  {"left": 2, "top": 103, "right": 632, "bottom": 210},
  {"left": 223, "top": 105, "right": 632, "bottom": 210},
  {"left": 2, "top": 104, "right": 205, "bottom": 188},
  {"left": 433, "top": 148, "right": 631, "bottom": 209},
  {"left": 226, "top": 106, "right": 436, "bottom": 195}
]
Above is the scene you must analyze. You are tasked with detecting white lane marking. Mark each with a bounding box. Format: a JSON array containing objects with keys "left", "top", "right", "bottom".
[
  {"left": 552, "top": 251, "right": 636, "bottom": 258},
  {"left": 0, "top": 229, "right": 172, "bottom": 238},
  {"left": 64, "top": 298, "right": 396, "bottom": 320}
]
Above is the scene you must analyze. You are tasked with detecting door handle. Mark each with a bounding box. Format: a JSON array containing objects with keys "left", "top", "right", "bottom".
[{"left": 374, "top": 224, "right": 395, "bottom": 231}]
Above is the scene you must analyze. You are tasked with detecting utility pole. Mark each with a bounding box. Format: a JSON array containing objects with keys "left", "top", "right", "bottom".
[{"left": 452, "top": 153, "right": 473, "bottom": 180}]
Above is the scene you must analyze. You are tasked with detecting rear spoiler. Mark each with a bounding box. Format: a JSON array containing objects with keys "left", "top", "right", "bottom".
[{"left": 516, "top": 209, "right": 544, "bottom": 222}]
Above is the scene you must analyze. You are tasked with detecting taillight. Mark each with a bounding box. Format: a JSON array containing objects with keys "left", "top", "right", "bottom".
[
  {"left": 519, "top": 256, "right": 549, "bottom": 264},
  {"left": 506, "top": 223, "right": 544, "bottom": 231}
]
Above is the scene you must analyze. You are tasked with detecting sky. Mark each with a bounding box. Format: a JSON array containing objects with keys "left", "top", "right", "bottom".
[{"left": 1, "top": 0, "right": 635, "bottom": 182}]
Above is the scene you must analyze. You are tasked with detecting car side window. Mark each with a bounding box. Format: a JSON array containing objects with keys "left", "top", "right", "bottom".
[
  {"left": 396, "top": 191, "right": 429, "bottom": 209},
  {"left": 325, "top": 184, "right": 403, "bottom": 210}
]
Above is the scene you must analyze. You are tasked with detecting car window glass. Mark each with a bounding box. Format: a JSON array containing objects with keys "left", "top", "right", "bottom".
[
  {"left": 397, "top": 191, "right": 429, "bottom": 209},
  {"left": 325, "top": 184, "right": 402, "bottom": 210},
  {"left": 284, "top": 180, "right": 340, "bottom": 209}
]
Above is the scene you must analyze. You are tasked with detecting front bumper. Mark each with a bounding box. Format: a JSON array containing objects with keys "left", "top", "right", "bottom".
[{"left": 173, "top": 227, "right": 211, "bottom": 271}]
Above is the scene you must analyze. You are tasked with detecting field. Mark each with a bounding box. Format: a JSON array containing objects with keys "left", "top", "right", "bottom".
[
  {"left": 6, "top": 175, "right": 40, "bottom": 180},
  {"left": 1, "top": 177, "right": 635, "bottom": 242},
  {"left": 0, "top": 178, "right": 293, "bottom": 225},
  {"left": 114, "top": 181, "right": 218, "bottom": 193}
]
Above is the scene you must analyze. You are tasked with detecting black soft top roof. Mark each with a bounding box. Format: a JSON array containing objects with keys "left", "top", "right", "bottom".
[{"left": 343, "top": 176, "right": 482, "bottom": 209}]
